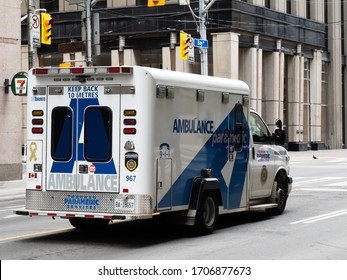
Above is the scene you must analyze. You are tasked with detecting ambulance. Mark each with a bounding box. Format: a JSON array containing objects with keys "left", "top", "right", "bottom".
[{"left": 15, "top": 66, "right": 292, "bottom": 234}]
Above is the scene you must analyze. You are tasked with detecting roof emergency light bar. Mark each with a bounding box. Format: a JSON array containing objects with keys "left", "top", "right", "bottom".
[{"left": 32, "top": 66, "right": 133, "bottom": 76}]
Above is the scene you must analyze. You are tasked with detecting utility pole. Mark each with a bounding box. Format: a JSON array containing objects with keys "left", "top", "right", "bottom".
[
  {"left": 199, "top": 0, "right": 208, "bottom": 76},
  {"left": 28, "top": 0, "right": 35, "bottom": 69},
  {"left": 198, "top": 0, "right": 216, "bottom": 76},
  {"left": 86, "top": 0, "right": 92, "bottom": 66}
]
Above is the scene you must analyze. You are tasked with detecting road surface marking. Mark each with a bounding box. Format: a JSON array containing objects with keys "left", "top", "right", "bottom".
[
  {"left": 0, "top": 227, "right": 74, "bottom": 242},
  {"left": 291, "top": 209, "right": 347, "bottom": 224}
]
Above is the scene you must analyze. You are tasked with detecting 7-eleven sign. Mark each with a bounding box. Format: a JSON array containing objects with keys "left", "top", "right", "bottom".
[{"left": 11, "top": 72, "right": 28, "bottom": 96}]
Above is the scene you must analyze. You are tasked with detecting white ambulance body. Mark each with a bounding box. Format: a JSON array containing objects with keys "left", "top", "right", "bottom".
[{"left": 16, "top": 66, "right": 292, "bottom": 234}]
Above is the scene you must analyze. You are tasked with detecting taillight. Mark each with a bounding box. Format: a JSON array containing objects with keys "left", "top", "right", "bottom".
[
  {"left": 32, "top": 127, "right": 44, "bottom": 134},
  {"left": 123, "top": 119, "right": 136, "bottom": 125},
  {"left": 33, "top": 68, "right": 48, "bottom": 75},
  {"left": 123, "top": 128, "right": 136, "bottom": 135},
  {"left": 32, "top": 118, "right": 44, "bottom": 125}
]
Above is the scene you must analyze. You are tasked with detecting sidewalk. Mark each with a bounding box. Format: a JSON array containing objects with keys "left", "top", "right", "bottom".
[{"left": 288, "top": 148, "right": 347, "bottom": 161}]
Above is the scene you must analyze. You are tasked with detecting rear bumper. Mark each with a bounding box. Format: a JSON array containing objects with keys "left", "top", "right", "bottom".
[
  {"left": 16, "top": 189, "right": 154, "bottom": 221},
  {"left": 14, "top": 208, "right": 153, "bottom": 221}
]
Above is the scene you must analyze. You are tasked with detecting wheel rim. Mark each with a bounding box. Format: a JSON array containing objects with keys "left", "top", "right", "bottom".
[{"left": 203, "top": 197, "right": 216, "bottom": 227}]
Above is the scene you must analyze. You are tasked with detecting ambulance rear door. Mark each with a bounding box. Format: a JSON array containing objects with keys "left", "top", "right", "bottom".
[{"left": 46, "top": 84, "right": 120, "bottom": 193}]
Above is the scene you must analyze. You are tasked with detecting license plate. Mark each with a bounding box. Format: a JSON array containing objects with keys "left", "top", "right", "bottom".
[{"left": 114, "top": 198, "right": 135, "bottom": 211}]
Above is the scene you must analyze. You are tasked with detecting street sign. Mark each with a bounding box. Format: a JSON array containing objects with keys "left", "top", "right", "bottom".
[
  {"left": 11, "top": 72, "right": 28, "bottom": 96},
  {"left": 194, "top": 38, "right": 208, "bottom": 49},
  {"left": 31, "top": 14, "right": 41, "bottom": 47}
]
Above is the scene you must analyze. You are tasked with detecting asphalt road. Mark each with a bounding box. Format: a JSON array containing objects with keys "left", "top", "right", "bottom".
[{"left": 1, "top": 149, "right": 347, "bottom": 260}]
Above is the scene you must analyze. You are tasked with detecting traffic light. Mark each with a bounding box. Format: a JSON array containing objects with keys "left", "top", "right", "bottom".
[
  {"left": 148, "top": 0, "right": 165, "bottom": 7},
  {"left": 41, "top": 12, "right": 52, "bottom": 45},
  {"left": 180, "top": 32, "right": 189, "bottom": 60}
]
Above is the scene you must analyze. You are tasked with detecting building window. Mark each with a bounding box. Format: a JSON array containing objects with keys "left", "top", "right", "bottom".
[
  {"left": 307, "top": 0, "right": 311, "bottom": 19},
  {"left": 265, "top": 0, "right": 271, "bottom": 9},
  {"left": 286, "top": 0, "right": 292, "bottom": 14}
]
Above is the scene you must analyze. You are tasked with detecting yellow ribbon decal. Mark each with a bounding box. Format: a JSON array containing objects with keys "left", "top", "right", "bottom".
[{"left": 29, "top": 142, "right": 38, "bottom": 162}]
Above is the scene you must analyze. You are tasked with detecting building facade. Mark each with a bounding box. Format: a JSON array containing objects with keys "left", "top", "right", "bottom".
[
  {"left": 20, "top": 0, "right": 347, "bottom": 150},
  {"left": 0, "top": 0, "right": 22, "bottom": 181}
]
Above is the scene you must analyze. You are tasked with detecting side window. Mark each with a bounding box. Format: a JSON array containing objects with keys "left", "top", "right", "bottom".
[
  {"left": 249, "top": 112, "right": 270, "bottom": 143},
  {"left": 84, "top": 106, "right": 112, "bottom": 162},
  {"left": 51, "top": 107, "right": 73, "bottom": 161},
  {"left": 234, "top": 103, "right": 244, "bottom": 151}
]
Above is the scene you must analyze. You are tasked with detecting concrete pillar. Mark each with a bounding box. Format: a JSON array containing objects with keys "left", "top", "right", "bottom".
[
  {"left": 271, "top": 0, "right": 286, "bottom": 13},
  {"left": 327, "top": 0, "right": 343, "bottom": 149},
  {"left": 0, "top": 0, "right": 22, "bottom": 180},
  {"left": 310, "top": 50, "right": 323, "bottom": 145},
  {"left": 111, "top": 49, "right": 140, "bottom": 66},
  {"left": 291, "top": 0, "right": 306, "bottom": 18},
  {"left": 262, "top": 48, "right": 284, "bottom": 132},
  {"left": 212, "top": 32, "right": 239, "bottom": 79},
  {"left": 247, "top": 0, "right": 265, "bottom": 6},
  {"left": 239, "top": 47, "right": 263, "bottom": 115},
  {"left": 287, "top": 54, "right": 305, "bottom": 146},
  {"left": 310, "top": 0, "right": 325, "bottom": 23}
]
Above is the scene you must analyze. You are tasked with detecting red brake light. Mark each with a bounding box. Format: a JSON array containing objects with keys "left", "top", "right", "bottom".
[
  {"left": 32, "top": 127, "right": 44, "bottom": 134},
  {"left": 32, "top": 119, "right": 44, "bottom": 125},
  {"left": 121, "top": 67, "right": 132, "bottom": 74},
  {"left": 108, "top": 67, "right": 120, "bottom": 73},
  {"left": 123, "top": 119, "right": 137, "bottom": 125},
  {"left": 71, "top": 68, "right": 84, "bottom": 74},
  {"left": 33, "top": 68, "right": 48, "bottom": 75},
  {"left": 123, "top": 128, "right": 136, "bottom": 135}
]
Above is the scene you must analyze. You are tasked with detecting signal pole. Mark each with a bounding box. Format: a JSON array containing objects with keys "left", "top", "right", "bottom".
[
  {"left": 198, "top": 0, "right": 216, "bottom": 76},
  {"left": 199, "top": 0, "right": 208, "bottom": 76}
]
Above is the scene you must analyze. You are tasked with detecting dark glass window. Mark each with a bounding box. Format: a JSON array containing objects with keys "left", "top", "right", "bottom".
[
  {"left": 84, "top": 106, "right": 112, "bottom": 162},
  {"left": 234, "top": 103, "right": 244, "bottom": 151},
  {"left": 249, "top": 112, "right": 270, "bottom": 143},
  {"left": 51, "top": 107, "right": 73, "bottom": 161}
]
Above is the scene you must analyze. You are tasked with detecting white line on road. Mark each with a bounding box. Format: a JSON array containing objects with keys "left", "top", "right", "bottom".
[
  {"left": 291, "top": 209, "right": 347, "bottom": 224},
  {"left": 296, "top": 188, "right": 347, "bottom": 192}
]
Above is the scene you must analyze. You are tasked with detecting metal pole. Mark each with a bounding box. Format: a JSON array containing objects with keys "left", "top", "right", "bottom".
[
  {"left": 86, "top": 0, "right": 92, "bottom": 65},
  {"left": 28, "top": 0, "right": 35, "bottom": 69},
  {"left": 199, "top": 0, "right": 208, "bottom": 75}
]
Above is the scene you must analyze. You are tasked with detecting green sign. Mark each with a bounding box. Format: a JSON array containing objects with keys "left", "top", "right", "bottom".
[{"left": 11, "top": 72, "right": 28, "bottom": 96}]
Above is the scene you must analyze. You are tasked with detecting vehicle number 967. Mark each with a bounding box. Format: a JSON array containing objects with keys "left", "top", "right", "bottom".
[{"left": 126, "top": 175, "right": 136, "bottom": 182}]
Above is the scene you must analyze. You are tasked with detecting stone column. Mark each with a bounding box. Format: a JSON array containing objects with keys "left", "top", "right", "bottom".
[
  {"left": 212, "top": 32, "right": 239, "bottom": 79},
  {"left": 327, "top": 0, "right": 343, "bottom": 149},
  {"left": 239, "top": 47, "right": 263, "bottom": 115},
  {"left": 310, "top": 50, "right": 323, "bottom": 149},
  {"left": 287, "top": 53, "right": 305, "bottom": 150},
  {"left": 111, "top": 49, "right": 140, "bottom": 66},
  {"left": 310, "top": 0, "right": 325, "bottom": 23},
  {"left": 262, "top": 46, "right": 284, "bottom": 132},
  {"left": 291, "top": 0, "right": 306, "bottom": 18}
]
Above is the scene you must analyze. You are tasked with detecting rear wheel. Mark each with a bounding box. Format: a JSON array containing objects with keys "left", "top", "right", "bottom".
[
  {"left": 69, "top": 218, "right": 110, "bottom": 231},
  {"left": 194, "top": 192, "right": 218, "bottom": 235},
  {"left": 266, "top": 174, "right": 288, "bottom": 215}
]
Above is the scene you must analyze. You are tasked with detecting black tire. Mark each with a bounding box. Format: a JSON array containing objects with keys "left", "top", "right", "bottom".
[
  {"left": 266, "top": 174, "right": 288, "bottom": 215},
  {"left": 69, "top": 217, "right": 110, "bottom": 231},
  {"left": 194, "top": 192, "right": 218, "bottom": 235}
]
